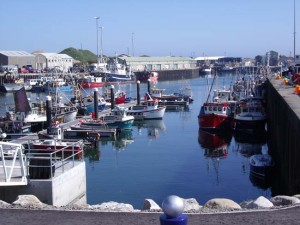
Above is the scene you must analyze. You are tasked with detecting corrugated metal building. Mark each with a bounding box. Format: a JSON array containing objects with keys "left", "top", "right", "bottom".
[
  {"left": 119, "top": 56, "right": 197, "bottom": 72},
  {"left": 0, "top": 51, "right": 35, "bottom": 67}
]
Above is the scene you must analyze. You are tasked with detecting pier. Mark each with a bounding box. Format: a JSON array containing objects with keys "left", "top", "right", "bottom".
[{"left": 266, "top": 76, "right": 300, "bottom": 195}]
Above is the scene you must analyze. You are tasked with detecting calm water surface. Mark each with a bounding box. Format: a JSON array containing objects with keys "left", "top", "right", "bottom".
[
  {"left": 0, "top": 75, "right": 271, "bottom": 208},
  {"left": 84, "top": 75, "right": 271, "bottom": 208}
]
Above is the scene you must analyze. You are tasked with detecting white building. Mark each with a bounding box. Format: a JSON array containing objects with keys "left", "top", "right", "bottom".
[{"left": 34, "top": 53, "right": 73, "bottom": 72}]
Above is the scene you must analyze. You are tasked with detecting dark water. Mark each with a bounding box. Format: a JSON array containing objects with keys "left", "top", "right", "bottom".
[{"left": 0, "top": 75, "right": 272, "bottom": 209}]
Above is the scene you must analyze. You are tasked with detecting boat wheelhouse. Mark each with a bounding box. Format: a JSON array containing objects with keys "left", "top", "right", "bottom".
[{"left": 198, "top": 102, "right": 233, "bottom": 131}]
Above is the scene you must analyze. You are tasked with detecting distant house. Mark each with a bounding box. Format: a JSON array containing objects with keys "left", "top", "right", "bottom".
[
  {"left": 34, "top": 53, "right": 73, "bottom": 72},
  {"left": 0, "top": 50, "right": 35, "bottom": 68}
]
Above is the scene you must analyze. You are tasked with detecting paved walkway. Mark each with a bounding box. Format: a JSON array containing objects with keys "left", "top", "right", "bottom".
[{"left": 0, "top": 206, "right": 300, "bottom": 225}]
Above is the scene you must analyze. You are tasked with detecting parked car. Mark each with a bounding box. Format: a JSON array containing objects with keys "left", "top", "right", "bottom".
[{"left": 18, "top": 67, "right": 29, "bottom": 73}]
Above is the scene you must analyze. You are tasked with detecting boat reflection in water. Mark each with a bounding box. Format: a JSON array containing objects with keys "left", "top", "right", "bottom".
[
  {"left": 133, "top": 119, "right": 166, "bottom": 139},
  {"left": 234, "top": 129, "right": 268, "bottom": 157},
  {"left": 112, "top": 130, "right": 134, "bottom": 151},
  {"left": 198, "top": 129, "right": 233, "bottom": 184},
  {"left": 234, "top": 130, "right": 273, "bottom": 190}
]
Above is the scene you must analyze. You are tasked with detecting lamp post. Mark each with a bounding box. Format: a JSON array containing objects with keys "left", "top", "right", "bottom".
[
  {"left": 99, "top": 26, "right": 104, "bottom": 62},
  {"left": 131, "top": 32, "right": 134, "bottom": 56},
  {"left": 94, "top": 16, "right": 100, "bottom": 61}
]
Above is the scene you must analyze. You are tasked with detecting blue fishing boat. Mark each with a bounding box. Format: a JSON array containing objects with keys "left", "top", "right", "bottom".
[{"left": 44, "top": 78, "right": 73, "bottom": 93}]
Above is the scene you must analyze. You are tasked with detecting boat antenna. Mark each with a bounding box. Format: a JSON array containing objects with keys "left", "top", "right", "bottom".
[{"left": 206, "top": 70, "right": 217, "bottom": 103}]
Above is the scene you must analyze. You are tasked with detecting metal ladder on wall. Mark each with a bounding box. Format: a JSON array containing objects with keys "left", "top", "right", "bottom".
[{"left": 0, "top": 142, "right": 27, "bottom": 186}]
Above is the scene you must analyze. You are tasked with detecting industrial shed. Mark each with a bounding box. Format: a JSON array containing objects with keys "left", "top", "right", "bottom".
[
  {"left": 119, "top": 56, "right": 197, "bottom": 72},
  {"left": 0, "top": 51, "right": 35, "bottom": 68},
  {"left": 34, "top": 53, "right": 73, "bottom": 72}
]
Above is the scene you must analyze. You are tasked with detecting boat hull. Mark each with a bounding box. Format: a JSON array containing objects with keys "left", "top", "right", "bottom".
[
  {"left": 234, "top": 118, "right": 266, "bottom": 132},
  {"left": 82, "top": 119, "right": 134, "bottom": 130},
  {"left": 79, "top": 82, "right": 103, "bottom": 88},
  {"left": 127, "top": 106, "right": 166, "bottom": 120},
  {"left": 198, "top": 113, "right": 233, "bottom": 131},
  {"left": 104, "top": 73, "right": 135, "bottom": 83},
  {"left": 44, "top": 85, "right": 72, "bottom": 93}
]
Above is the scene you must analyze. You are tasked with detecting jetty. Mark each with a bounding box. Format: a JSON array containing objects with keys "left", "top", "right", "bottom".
[{"left": 0, "top": 97, "right": 136, "bottom": 206}]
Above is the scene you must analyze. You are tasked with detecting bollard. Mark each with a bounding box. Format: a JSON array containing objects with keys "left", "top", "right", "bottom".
[
  {"left": 110, "top": 85, "right": 115, "bottom": 110},
  {"left": 46, "top": 96, "right": 52, "bottom": 133},
  {"left": 94, "top": 88, "right": 99, "bottom": 120},
  {"left": 137, "top": 80, "right": 140, "bottom": 105},
  {"left": 160, "top": 195, "right": 188, "bottom": 225}
]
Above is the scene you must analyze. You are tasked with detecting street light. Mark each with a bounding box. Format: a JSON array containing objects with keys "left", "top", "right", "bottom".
[
  {"left": 131, "top": 32, "right": 134, "bottom": 57},
  {"left": 99, "top": 26, "right": 104, "bottom": 62},
  {"left": 94, "top": 16, "right": 100, "bottom": 61}
]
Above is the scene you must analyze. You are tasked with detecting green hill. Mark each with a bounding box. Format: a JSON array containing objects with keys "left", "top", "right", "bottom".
[{"left": 60, "top": 47, "right": 97, "bottom": 63}]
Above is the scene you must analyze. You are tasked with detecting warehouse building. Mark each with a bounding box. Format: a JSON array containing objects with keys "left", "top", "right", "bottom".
[
  {"left": 0, "top": 51, "right": 35, "bottom": 68},
  {"left": 35, "top": 53, "right": 73, "bottom": 72},
  {"left": 34, "top": 53, "right": 73, "bottom": 72},
  {"left": 119, "top": 56, "right": 197, "bottom": 72}
]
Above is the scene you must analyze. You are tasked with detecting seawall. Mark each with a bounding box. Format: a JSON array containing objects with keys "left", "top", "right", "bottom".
[
  {"left": 151, "top": 68, "right": 200, "bottom": 81},
  {"left": 266, "top": 77, "right": 300, "bottom": 195}
]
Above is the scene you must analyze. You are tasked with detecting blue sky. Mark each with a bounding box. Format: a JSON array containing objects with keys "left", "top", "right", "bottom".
[{"left": 0, "top": 0, "right": 298, "bottom": 58}]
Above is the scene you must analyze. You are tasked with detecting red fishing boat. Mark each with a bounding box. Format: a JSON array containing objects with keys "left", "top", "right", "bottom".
[
  {"left": 78, "top": 76, "right": 103, "bottom": 88},
  {"left": 198, "top": 102, "right": 234, "bottom": 131}
]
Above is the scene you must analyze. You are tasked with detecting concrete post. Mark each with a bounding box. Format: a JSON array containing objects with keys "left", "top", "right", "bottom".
[
  {"left": 46, "top": 96, "right": 52, "bottom": 134},
  {"left": 137, "top": 80, "right": 140, "bottom": 105},
  {"left": 110, "top": 85, "right": 115, "bottom": 110},
  {"left": 94, "top": 88, "right": 99, "bottom": 120}
]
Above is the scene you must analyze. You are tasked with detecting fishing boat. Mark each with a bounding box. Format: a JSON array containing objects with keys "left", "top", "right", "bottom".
[
  {"left": 69, "top": 123, "right": 117, "bottom": 139},
  {"left": 81, "top": 106, "right": 134, "bottom": 130},
  {"left": 104, "top": 88, "right": 127, "bottom": 105},
  {"left": 198, "top": 73, "right": 235, "bottom": 131},
  {"left": 249, "top": 144, "right": 273, "bottom": 177},
  {"left": 78, "top": 75, "right": 103, "bottom": 88},
  {"left": 198, "top": 102, "right": 234, "bottom": 131},
  {"left": 234, "top": 97, "right": 267, "bottom": 132},
  {"left": 102, "top": 56, "right": 135, "bottom": 83},
  {"left": 127, "top": 99, "right": 166, "bottom": 120},
  {"left": 44, "top": 78, "right": 73, "bottom": 93},
  {"left": 31, "top": 137, "right": 84, "bottom": 158},
  {"left": 149, "top": 86, "right": 185, "bottom": 102}
]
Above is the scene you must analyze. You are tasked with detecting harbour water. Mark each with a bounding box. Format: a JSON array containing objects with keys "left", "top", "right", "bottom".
[{"left": 0, "top": 74, "right": 272, "bottom": 209}]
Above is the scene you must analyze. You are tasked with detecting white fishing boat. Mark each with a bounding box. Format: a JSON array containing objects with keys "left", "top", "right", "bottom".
[{"left": 127, "top": 99, "right": 166, "bottom": 120}]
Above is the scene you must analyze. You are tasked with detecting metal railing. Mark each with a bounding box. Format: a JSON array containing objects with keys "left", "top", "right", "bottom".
[
  {"left": 0, "top": 142, "right": 27, "bottom": 185},
  {"left": 0, "top": 139, "right": 84, "bottom": 185}
]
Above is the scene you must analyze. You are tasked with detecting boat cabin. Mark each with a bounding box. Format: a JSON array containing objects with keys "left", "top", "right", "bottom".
[
  {"left": 203, "top": 102, "right": 231, "bottom": 115},
  {"left": 150, "top": 87, "right": 166, "bottom": 98}
]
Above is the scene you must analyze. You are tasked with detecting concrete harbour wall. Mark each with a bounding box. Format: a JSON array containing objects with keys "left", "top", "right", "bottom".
[
  {"left": 152, "top": 68, "right": 200, "bottom": 81},
  {"left": 266, "top": 78, "right": 300, "bottom": 195}
]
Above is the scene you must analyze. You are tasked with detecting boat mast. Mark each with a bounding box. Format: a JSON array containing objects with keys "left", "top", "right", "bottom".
[{"left": 294, "top": 0, "right": 296, "bottom": 64}]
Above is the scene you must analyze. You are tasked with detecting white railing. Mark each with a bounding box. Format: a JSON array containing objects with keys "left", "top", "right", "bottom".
[
  {"left": 0, "top": 142, "right": 27, "bottom": 186},
  {"left": 0, "top": 139, "right": 84, "bottom": 185}
]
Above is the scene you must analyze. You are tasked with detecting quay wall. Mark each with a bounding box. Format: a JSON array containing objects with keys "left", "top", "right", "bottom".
[
  {"left": 266, "top": 78, "right": 300, "bottom": 195},
  {"left": 151, "top": 68, "right": 200, "bottom": 81},
  {"left": 0, "top": 162, "right": 86, "bottom": 206}
]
